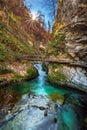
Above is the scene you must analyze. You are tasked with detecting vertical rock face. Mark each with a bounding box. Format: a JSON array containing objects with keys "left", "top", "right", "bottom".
[
  {"left": 53, "top": 0, "right": 87, "bottom": 63},
  {"left": 48, "top": 0, "right": 87, "bottom": 92}
]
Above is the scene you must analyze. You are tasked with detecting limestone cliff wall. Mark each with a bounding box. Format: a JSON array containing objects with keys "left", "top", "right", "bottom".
[
  {"left": 48, "top": 0, "right": 87, "bottom": 92},
  {"left": 53, "top": 0, "right": 87, "bottom": 63}
]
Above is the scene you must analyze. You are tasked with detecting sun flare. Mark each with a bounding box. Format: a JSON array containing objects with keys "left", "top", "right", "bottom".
[{"left": 32, "top": 13, "right": 37, "bottom": 20}]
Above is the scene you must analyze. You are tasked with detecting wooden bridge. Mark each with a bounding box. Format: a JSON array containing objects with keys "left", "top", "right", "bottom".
[{"left": 16, "top": 55, "right": 87, "bottom": 68}]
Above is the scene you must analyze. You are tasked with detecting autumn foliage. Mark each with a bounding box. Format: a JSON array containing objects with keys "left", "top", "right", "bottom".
[{"left": 1, "top": 0, "right": 49, "bottom": 42}]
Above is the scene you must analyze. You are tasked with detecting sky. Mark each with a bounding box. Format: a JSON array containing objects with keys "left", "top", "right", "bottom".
[{"left": 24, "top": 0, "right": 53, "bottom": 29}]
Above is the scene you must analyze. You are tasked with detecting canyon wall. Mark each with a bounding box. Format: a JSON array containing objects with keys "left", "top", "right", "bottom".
[{"left": 48, "top": 0, "right": 87, "bottom": 92}]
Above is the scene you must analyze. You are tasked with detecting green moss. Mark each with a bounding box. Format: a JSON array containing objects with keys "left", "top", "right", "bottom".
[
  {"left": 9, "top": 13, "right": 21, "bottom": 24},
  {"left": 27, "top": 67, "right": 38, "bottom": 80},
  {"left": 48, "top": 71, "right": 66, "bottom": 85},
  {"left": 0, "top": 69, "right": 13, "bottom": 74},
  {"left": 45, "top": 34, "right": 65, "bottom": 57},
  {"left": 52, "top": 64, "right": 58, "bottom": 69},
  {"left": 84, "top": 118, "right": 87, "bottom": 126},
  {"left": 48, "top": 34, "right": 65, "bottom": 47},
  {"left": 46, "top": 47, "right": 58, "bottom": 57},
  {"left": 12, "top": 73, "right": 24, "bottom": 82},
  {"left": 0, "top": 16, "right": 38, "bottom": 64},
  {"left": 53, "top": 64, "right": 64, "bottom": 69},
  {"left": 0, "top": 43, "right": 6, "bottom": 61},
  {"left": 49, "top": 92, "right": 64, "bottom": 103},
  {"left": 83, "top": 117, "right": 87, "bottom": 129}
]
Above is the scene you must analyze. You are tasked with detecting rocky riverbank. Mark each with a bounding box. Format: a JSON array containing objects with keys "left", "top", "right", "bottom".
[
  {"left": 0, "top": 91, "right": 87, "bottom": 130},
  {"left": 47, "top": 64, "right": 87, "bottom": 93},
  {"left": 0, "top": 61, "right": 38, "bottom": 87}
]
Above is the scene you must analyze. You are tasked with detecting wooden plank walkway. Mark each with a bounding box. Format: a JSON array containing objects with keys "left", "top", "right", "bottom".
[{"left": 16, "top": 56, "right": 87, "bottom": 68}]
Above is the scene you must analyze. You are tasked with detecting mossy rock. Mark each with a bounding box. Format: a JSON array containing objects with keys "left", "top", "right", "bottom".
[
  {"left": 27, "top": 67, "right": 38, "bottom": 80},
  {"left": 48, "top": 71, "right": 67, "bottom": 86},
  {"left": 0, "top": 69, "right": 13, "bottom": 74},
  {"left": 49, "top": 93, "right": 64, "bottom": 103},
  {"left": 11, "top": 73, "right": 24, "bottom": 83},
  {"left": 52, "top": 64, "right": 58, "bottom": 69},
  {"left": 84, "top": 117, "right": 87, "bottom": 128},
  {"left": 0, "top": 78, "right": 4, "bottom": 82}
]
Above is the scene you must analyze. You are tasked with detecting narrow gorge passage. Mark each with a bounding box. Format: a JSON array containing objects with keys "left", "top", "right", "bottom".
[
  {"left": 0, "top": 64, "right": 87, "bottom": 130},
  {"left": 0, "top": 0, "right": 87, "bottom": 130}
]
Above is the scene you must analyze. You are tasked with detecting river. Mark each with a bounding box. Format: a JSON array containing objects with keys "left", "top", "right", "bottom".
[{"left": 0, "top": 63, "right": 87, "bottom": 130}]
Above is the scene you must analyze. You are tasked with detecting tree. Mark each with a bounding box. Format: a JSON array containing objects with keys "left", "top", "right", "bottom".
[
  {"left": 48, "top": 21, "right": 51, "bottom": 32},
  {"left": 37, "top": 11, "right": 45, "bottom": 28}
]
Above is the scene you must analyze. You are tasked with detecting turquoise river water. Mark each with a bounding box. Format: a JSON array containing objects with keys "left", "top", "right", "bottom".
[{"left": 0, "top": 64, "right": 87, "bottom": 130}]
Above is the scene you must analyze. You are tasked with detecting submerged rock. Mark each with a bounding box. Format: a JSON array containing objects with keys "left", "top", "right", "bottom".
[
  {"left": 53, "top": 118, "right": 57, "bottom": 123},
  {"left": 39, "top": 106, "right": 47, "bottom": 110},
  {"left": 48, "top": 92, "right": 64, "bottom": 104},
  {"left": 44, "top": 110, "right": 48, "bottom": 117}
]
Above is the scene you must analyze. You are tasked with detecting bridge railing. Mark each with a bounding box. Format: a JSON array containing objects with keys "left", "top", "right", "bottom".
[{"left": 15, "top": 55, "right": 43, "bottom": 60}]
